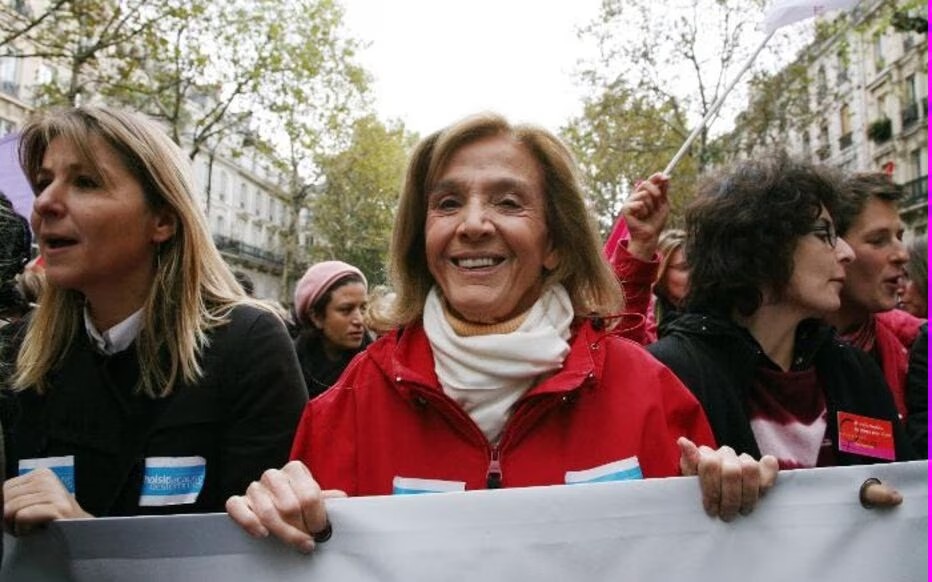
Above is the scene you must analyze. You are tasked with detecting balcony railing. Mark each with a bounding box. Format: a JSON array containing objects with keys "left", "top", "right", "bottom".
[
  {"left": 213, "top": 234, "right": 284, "bottom": 270},
  {"left": 839, "top": 132, "right": 853, "bottom": 150},
  {"left": 901, "top": 176, "right": 928, "bottom": 208},
  {"left": 902, "top": 102, "right": 919, "bottom": 128}
]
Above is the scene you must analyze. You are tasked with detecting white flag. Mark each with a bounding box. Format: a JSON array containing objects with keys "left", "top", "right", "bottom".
[{"left": 764, "top": 0, "right": 861, "bottom": 33}]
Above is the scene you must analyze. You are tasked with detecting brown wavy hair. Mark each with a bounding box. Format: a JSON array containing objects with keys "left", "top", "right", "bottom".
[{"left": 372, "top": 112, "right": 621, "bottom": 329}]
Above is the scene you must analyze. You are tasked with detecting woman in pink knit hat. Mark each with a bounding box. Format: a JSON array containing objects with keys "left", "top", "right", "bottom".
[{"left": 293, "top": 260, "right": 370, "bottom": 398}]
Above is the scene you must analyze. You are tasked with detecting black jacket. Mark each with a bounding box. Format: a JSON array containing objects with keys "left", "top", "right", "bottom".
[
  {"left": 5, "top": 304, "right": 308, "bottom": 517},
  {"left": 905, "top": 323, "right": 928, "bottom": 458},
  {"left": 648, "top": 313, "right": 914, "bottom": 464},
  {"left": 294, "top": 331, "right": 371, "bottom": 399}
]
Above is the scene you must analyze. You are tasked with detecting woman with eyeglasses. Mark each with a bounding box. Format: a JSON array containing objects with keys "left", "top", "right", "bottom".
[{"left": 648, "top": 156, "right": 913, "bottom": 503}]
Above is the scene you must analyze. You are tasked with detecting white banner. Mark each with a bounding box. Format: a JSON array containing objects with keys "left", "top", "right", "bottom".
[
  {"left": 2, "top": 461, "right": 926, "bottom": 581},
  {"left": 764, "top": 0, "right": 861, "bottom": 33}
]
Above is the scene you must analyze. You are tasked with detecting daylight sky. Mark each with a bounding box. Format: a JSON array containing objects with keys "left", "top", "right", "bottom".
[{"left": 338, "top": 0, "right": 604, "bottom": 136}]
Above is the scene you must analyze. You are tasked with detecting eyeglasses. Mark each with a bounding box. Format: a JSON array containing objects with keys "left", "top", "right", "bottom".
[{"left": 809, "top": 218, "right": 838, "bottom": 249}]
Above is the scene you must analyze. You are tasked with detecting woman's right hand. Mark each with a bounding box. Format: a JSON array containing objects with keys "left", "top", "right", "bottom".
[
  {"left": 4, "top": 468, "right": 93, "bottom": 535},
  {"left": 225, "top": 460, "right": 346, "bottom": 554}
]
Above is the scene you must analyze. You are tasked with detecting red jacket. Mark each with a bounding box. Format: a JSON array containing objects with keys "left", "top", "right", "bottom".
[
  {"left": 608, "top": 240, "right": 661, "bottom": 344},
  {"left": 290, "top": 320, "right": 716, "bottom": 496}
]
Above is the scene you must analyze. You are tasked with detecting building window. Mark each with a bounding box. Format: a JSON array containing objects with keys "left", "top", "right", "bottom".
[
  {"left": 902, "top": 75, "right": 919, "bottom": 128},
  {"left": 910, "top": 149, "right": 923, "bottom": 179},
  {"left": 239, "top": 182, "right": 247, "bottom": 209},
  {"left": 873, "top": 34, "right": 885, "bottom": 72},
  {"left": 0, "top": 117, "right": 14, "bottom": 136},
  {"left": 905, "top": 75, "right": 917, "bottom": 103},
  {"left": 12, "top": 0, "right": 30, "bottom": 16},
  {"left": 817, "top": 124, "right": 830, "bottom": 160},
  {"left": 901, "top": 149, "right": 928, "bottom": 207},
  {"left": 0, "top": 53, "right": 20, "bottom": 98},
  {"left": 816, "top": 66, "right": 828, "bottom": 101},
  {"left": 839, "top": 104, "right": 853, "bottom": 150},
  {"left": 237, "top": 217, "right": 247, "bottom": 242},
  {"left": 836, "top": 51, "right": 848, "bottom": 84},
  {"left": 218, "top": 171, "right": 228, "bottom": 202}
]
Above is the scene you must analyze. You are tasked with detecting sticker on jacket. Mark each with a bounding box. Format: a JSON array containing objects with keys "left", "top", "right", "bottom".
[
  {"left": 837, "top": 411, "right": 895, "bottom": 461},
  {"left": 139, "top": 456, "right": 206, "bottom": 506},
  {"left": 564, "top": 456, "right": 643, "bottom": 485},
  {"left": 19, "top": 456, "right": 76, "bottom": 494},
  {"left": 392, "top": 476, "right": 466, "bottom": 495}
]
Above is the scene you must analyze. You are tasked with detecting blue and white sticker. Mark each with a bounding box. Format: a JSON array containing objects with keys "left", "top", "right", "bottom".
[
  {"left": 139, "top": 456, "right": 206, "bottom": 506},
  {"left": 19, "top": 456, "right": 76, "bottom": 494},
  {"left": 564, "top": 456, "right": 643, "bottom": 485},
  {"left": 392, "top": 476, "right": 466, "bottom": 495}
]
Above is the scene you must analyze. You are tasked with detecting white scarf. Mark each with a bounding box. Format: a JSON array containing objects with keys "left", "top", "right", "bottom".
[{"left": 423, "top": 284, "right": 574, "bottom": 443}]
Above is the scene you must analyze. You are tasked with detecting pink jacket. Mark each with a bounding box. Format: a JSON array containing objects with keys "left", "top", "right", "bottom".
[{"left": 874, "top": 310, "right": 925, "bottom": 418}]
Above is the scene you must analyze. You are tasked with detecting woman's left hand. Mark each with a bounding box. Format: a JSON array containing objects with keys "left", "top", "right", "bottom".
[
  {"left": 624, "top": 172, "right": 670, "bottom": 261},
  {"left": 3, "top": 468, "right": 93, "bottom": 535},
  {"left": 677, "top": 437, "right": 779, "bottom": 521}
]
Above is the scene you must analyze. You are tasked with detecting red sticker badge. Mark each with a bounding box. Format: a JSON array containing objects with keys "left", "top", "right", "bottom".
[{"left": 837, "top": 411, "right": 895, "bottom": 461}]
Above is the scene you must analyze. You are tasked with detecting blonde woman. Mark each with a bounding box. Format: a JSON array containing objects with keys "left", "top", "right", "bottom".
[
  {"left": 652, "top": 229, "right": 689, "bottom": 336},
  {"left": 4, "top": 107, "right": 306, "bottom": 532}
]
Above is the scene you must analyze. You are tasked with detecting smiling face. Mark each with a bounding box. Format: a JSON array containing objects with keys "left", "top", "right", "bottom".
[
  {"left": 424, "top": 135, "right": 558, "bottom": 324},
  {"left": 839, "top": 198, "right": 907, "bottom": 317},
  {"left": 783, "top": 209, "right": 855, "bottom": 318},
  {"left": 30, "top": 136, "right": 174, "bottom": 305},
  {"left": 311, "top": 281, "right": 368, "bottom": 356}
]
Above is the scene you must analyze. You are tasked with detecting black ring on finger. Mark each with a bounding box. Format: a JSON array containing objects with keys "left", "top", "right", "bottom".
[
  {"left": 312, "top": 521, "right": 333, "bottom": 543},
  {"left": 859, "top": 477, "right": 882, "bottom": 509}
]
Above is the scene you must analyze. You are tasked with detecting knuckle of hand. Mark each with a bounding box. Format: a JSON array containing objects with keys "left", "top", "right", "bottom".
[
  {"left": 246, "top": 481, "right": 266, "bottom": 497},
  {"left": 260, "top": 469, "right": 282, "bottom": 483}
]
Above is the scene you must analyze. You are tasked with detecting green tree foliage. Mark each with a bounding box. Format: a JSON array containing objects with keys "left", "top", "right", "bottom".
[
  {"left": 1, "top": 0, "right": 69, "bottom": 49},
  {"left": 100, "top": 0, "right": 367, "bottom": 162},
  {"left": 1, "top": 0, "right": 174, "bottom": 105},
  {"left": 562, "top": 84, "right": 698, "bottom": 235},
  {"left": 577, "top": 0, "right": 767, "bottom": 175},
  {"left": 716, "top": 61, "right": 815, "bottom": 160},
  {"left": 309, "top": 115, "right": 415, "bottom": 284},
  {"left": 242, "top": 0, "right": 370, "bottom": 298}
]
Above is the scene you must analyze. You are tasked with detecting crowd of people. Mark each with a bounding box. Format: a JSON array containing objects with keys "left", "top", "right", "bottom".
[{"left": 0, "top": 105, "right": 924, "bottom": 556}]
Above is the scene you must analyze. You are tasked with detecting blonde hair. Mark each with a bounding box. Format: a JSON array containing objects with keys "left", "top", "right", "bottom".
[
  {"left": 373, "top": 112, "right": 621, "bottom": 329},
  {"left": 16, "top": 106, "right": 253, "bottom": 397},
  {"left": 655, "top": 229, "right": 687, "bottom": 294}
]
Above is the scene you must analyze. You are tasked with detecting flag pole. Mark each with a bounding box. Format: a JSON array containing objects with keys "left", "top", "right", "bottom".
[{"left": 663, "top": 29, "right": 776, "bottom": 176}]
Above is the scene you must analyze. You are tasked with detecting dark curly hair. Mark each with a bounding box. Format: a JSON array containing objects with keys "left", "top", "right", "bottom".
[
  {"left": 0, "top": 192, "right": 32, "bottom": 314},
  {"left": 684, "top": 155, "right": 842, "bottom": 317},
  {"left": 834, "top": 172, "right": 903, "bottom": 236}
]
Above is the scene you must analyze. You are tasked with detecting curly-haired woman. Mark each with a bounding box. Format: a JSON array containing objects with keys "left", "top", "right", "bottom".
[{"left": 649, "top": 156, "right": 912, "bottom": 501}]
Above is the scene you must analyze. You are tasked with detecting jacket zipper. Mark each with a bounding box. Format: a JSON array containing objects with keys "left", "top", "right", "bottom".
[
  {"left": 486, "top": 446, "right": 502, "bottom": 489},
  {"left": 405, "top": 377, "right": 587, "bottom": 491}
]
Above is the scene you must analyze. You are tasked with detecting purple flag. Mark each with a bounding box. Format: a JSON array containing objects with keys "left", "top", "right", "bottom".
[{"left": 0, "top": 132, "right": 33, "bottom": 221}]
